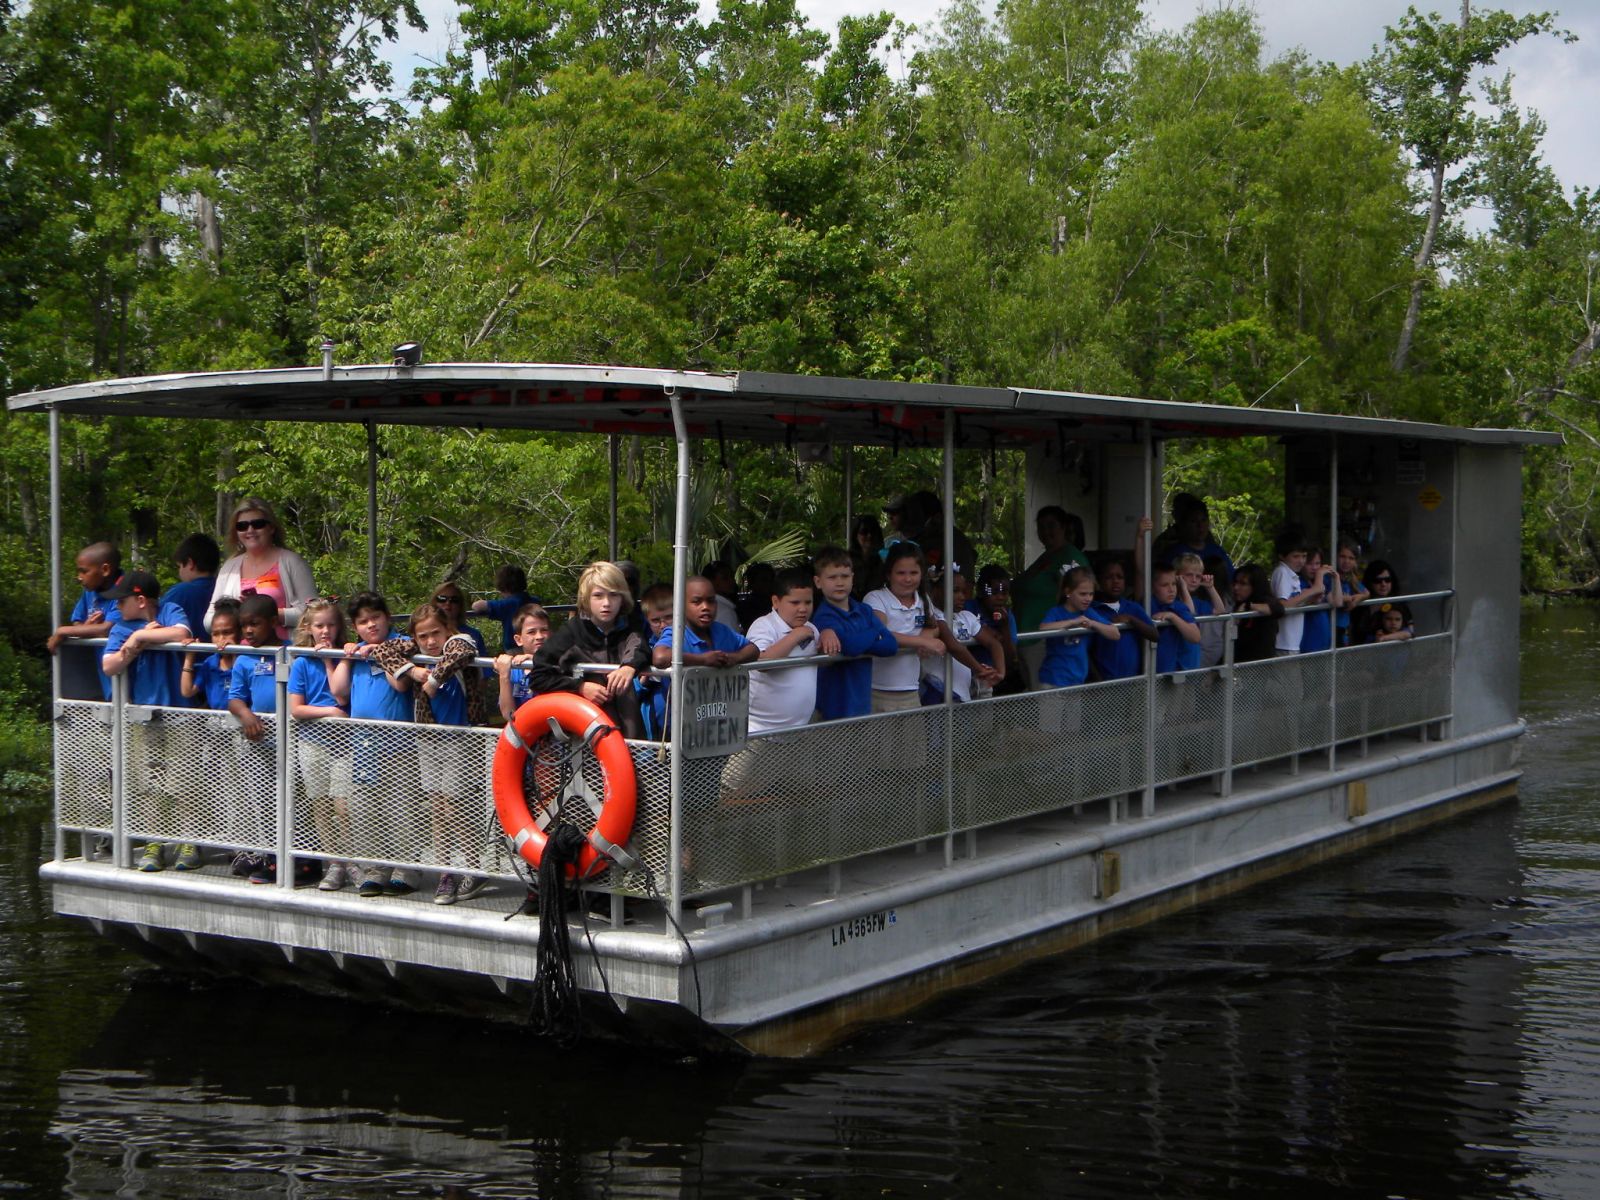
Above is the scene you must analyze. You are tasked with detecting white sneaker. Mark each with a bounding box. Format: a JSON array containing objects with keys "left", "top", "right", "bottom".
[{"left": 317, "top": 861, "right": 347, "bottom": 891}]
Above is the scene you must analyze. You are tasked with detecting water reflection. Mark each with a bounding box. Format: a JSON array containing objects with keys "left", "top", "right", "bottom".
[{"left": 15, "top": 607, "right": 1600, "bottom": 1197}]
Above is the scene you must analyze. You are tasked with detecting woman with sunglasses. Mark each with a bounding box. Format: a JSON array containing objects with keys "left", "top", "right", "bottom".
[
  {"left": 427, "top": 582, "right": 489, "bottom": 658},
  {"left": 203, "top": 497, "right": 316, "bottom": 637},
  {"left": 1351, "top": 559, "right": 1412, "bottom": 644}
]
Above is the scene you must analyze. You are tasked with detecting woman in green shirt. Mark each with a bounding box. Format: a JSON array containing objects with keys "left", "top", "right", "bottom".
[{"left": 1013, "top": 506, "right": 1090, "bottom": 633}]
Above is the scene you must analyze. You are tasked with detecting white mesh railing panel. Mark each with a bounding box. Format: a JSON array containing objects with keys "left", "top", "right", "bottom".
[
  {"left": 952, "top": 678, "right": 1148, "bottom": 829},
  {"left": 677, "top": 706, "right": 947, "bottom": 893},
  {"left": 55, "top": 701, "right": 112, "bottom": 834},
  {"left": 121, "top": 706, "right": 273, "bottom": 852},
  {"left": 1230, "top": 652, "right": 1334, "bottom": 769},
  {"left": 1153, "top": 668, "right": 1229, "bottom": 785},
  {"left": 1335, "top": 634, "right": 1453, "bottom": 741},
  {"left": 55, "top": 633, "right": 1458, "bottom": 894}
]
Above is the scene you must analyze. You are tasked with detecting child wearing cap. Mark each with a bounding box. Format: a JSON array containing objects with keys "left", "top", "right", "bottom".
[{"left": 101, "top": 570, "right": 196, "bottom": 871}]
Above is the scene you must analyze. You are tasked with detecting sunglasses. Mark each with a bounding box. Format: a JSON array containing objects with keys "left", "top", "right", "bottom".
[
  {"left": 434, "top": 593, "right": 463, "bottom": 605},
  {"left": 235, "top": 518, "right": 271, "bottom": 531},
  {"left": 1373, "top": 575, "right": 1394, "bottom": 583}
]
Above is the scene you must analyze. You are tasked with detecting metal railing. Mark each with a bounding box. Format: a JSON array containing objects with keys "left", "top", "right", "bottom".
[{"left": 50, "top": 591, "right": 1455, "bottom": 910}]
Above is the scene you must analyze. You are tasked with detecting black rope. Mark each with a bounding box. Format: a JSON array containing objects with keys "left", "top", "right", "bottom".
[
  {"left": 529, "top": 819, "right": 587, "bottom": 1045},
  {"left": 498, "top": 725, "right": 704, "bottom": 1033}
]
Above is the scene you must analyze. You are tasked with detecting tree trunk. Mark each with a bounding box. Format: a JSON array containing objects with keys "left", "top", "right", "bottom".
[{"left": 1392, "top": 1, "right": 1471, "bottom": 374}]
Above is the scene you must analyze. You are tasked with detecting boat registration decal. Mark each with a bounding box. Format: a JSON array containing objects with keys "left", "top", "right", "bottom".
[{"left": 829, "top": 909, "right": 896, "bottom": 947}]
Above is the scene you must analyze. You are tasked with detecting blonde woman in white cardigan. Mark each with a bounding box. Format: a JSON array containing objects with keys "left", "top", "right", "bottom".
[{"left": 203, "top": 497, "right": 316, "bottom": 636}]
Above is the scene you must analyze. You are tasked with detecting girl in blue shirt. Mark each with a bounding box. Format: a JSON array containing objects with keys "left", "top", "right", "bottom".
[
  {"left": 289, "top": 599, "right": 353, "bottom": 891},
  {"left": 1038, "top": 567, "right": 1122, "bottom": 688}
]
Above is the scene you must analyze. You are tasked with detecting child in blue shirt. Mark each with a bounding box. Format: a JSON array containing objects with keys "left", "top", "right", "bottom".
[
  {"left": 637, "top": 585, "right": 672, "bottom": 737},
  {"left": 288, "top": 598, "right": 354, "bottom": 892},
  {"left": 1149, "top": 566, "right": 1202, "bottom": 673},
  {"left": 340, "top": 591, "right": 416, "bottom": 897},
  {"left": 652, "top": 576, "right": 758, "bottom": 671},
  {"left": 1298, "top": 547, "right": 1339, "bottom": 653},
  {"left": 1089, "top": 558, "right": 1157, "bottom": 680},
  {"left": 102, "top": 570, "right": 195, "bottom": 872},
  {"left": 101, "top": 571, "right": 193, "bottom": 707},
  {"left": 163, "top": 533, "right": 219, "bottom": 639},
  {"left": 385, "top": 601, "right": 490, "bottom": 905},
  {"left": 48, "top": 541, "right": 123, "bottom": 701},
  {"left": 1175, "top": 554, "right": 1227, "bottom": 668},
  {"left": 470, "top": 564, "right": 539, "bottom": 653},
  {"left": 227, "top": 593, "right": 283, "bottom": 883},
  {"left": 809, "top": 546, "right": 898, "bottom": 720},
  {"left": 1038, "top": 567, "right": 1121, "bottom": 688},
  {"left": 182, "top": 599, "right": 240, "bottom": 710},
  {"left": 494, "top": 603, "right": 552, "bottom": 723}
]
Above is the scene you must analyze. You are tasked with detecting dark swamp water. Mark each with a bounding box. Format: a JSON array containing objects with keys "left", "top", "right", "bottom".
[{"left": 5, "top": 607, "right": 1600, "bottom": 1198}]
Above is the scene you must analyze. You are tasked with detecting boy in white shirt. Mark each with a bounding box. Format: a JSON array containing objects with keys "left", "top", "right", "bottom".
[
  {"left": 722, "top": 569, "right": 820, "bottom": 804},
  {"left": 1270, "top": 526, "right": 1325, "bottom": 656},
  {"left": 745, "top": 568, "right": 821, "bottom": 733}
]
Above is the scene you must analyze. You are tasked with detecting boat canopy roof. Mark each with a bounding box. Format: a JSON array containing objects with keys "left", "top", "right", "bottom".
[{"left": 6, "top": 363, "right": 1561, "bottom": 448}]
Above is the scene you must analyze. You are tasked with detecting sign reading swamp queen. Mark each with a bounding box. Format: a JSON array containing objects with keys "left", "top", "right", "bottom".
[{"left": 679, "top": 669, "right": 749, "bottom": 759}]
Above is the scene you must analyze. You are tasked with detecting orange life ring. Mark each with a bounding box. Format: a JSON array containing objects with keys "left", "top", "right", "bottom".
[{"left": 492, "top": 692, "right": 637, "bottom": 880}]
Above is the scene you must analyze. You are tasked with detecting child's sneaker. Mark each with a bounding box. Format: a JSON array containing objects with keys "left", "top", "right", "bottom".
[
  {"left": 172, "top": 843, "right": 202, "bottom": 871},
  {"left": 432, "top": 873, "right": 459, "bottom": 905},
  {"left": 89, "top": 836, "right": 112, "bottom": 862},
  {"left": 357, "top": 867, "right": 386, "bottom": 898},
  {"left": 317, "top": 862, "right": 348, "bottom": 891},
  {"left": 248, "top": 857, "right": 276, "bottom": 885},
  {"left": 136, "top": 842, "right": 165, "bottom": 872},
  {"left": 453, "top": 874, "right": 486, "bottom": 903},
  {"left": 231, "top": 851, "right": 264, "bottom": 877},
  {"left": 387, "top": 868, "right": 419, "bottom": 896}
]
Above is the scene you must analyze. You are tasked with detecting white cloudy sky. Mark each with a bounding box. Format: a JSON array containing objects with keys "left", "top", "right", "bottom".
[{"left": 389, "top": 0, "right": 1599, "bottom": 201}]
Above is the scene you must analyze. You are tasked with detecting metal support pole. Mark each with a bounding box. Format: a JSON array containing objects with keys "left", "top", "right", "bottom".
[
  {"left": 1141, "top": 422, "right": 1156, "bottom": 818},
  {"left": 843, "top": 446, "right": 854, "bottom": 544},
  {"left": 1328, "top": 437, "right": 1339, "bottom": 770},
  {"left": 365, "top": 421, "right": 379, "bottom": 592},
  {"left": 942, "top": 419, "right": 956, "bottom": 866},
  {"left": 276, "top": 645, "right": 293, "bottom": 889},
  {"left": 667, "top": 389, "right": 690, "bottom": 922},
  {"left": 111, "top": 672, "right": 127, "bottom": 868},
  {"left": 49, "top": 408, "right": 64, "bottom": 863},
  {"left": 608, "top": 434, "right": 620, "bottom": 561},
  {"left": 1220, "top": 621, "right": 1236, "bottom": 797}
]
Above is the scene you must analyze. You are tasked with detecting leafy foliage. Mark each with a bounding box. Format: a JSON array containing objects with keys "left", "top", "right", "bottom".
[{"left": 1, "top": 0, "right": 1598, "bottom": 725}]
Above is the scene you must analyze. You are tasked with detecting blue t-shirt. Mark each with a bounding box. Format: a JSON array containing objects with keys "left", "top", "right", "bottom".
[
  {"left": 191, "top": 653, "right": 232, "bottom": 710},
  {"left": 1037, "top": 605, "right": 1091, "bottom": 688},
  {"left": 657, "top": 621, "right": 750, "bottom": 656},
  {"left": 1090, "top": 599, "right": 1152, "bottom": 680},
  {"left": 429, "top": 675, "right": 469, "bottom": 726},
  {"left": 71, "top": 583, "right": 122, "bottom": 699},
  {"left": 1186, "top": 597, "right": 1213, "bottom": 671},
  {"left": 162, "top": 576, "right": 215, "bottom": 638},
  {"left": 507, "top": 660, "right": 537, "bottom": 710},
  {"left": 963, "top": 600, "right": 1017, "bottom": 670},
  {"left": 482, "top": 593, "right": 537, "bottom": 651},
  {"left": 1152, "top": 599, "right": 1198, "bottom": 674},
  {"left": 347, "top": 634, "right": 411, "bottom": 723},
  {"left": 1300, "top": 570, "right": 1336, "bottom": 653},
  {"left": 812, "top": 597, "right": 898, "bottom": 720},
  {"left": 228, "top": 651, "right": 278, "bottom": 714},
  {"left": 288, "top": 654, "right": 347, "bottom": 741},
  {"left": 103, "top": 601, "right": 191, "bottom": 707}
]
